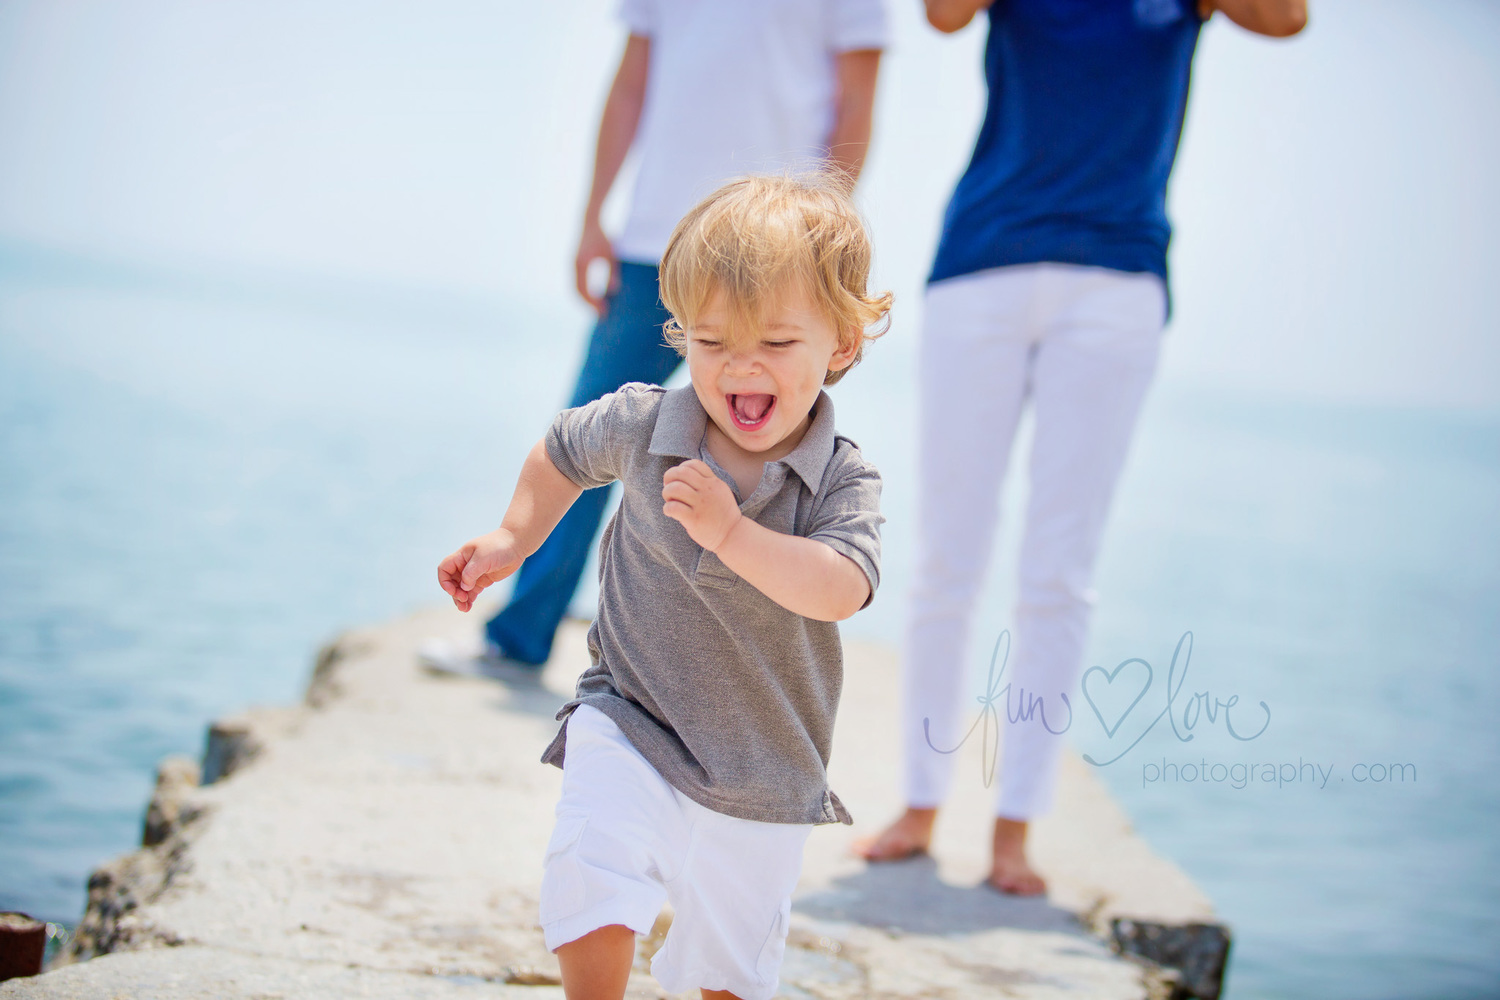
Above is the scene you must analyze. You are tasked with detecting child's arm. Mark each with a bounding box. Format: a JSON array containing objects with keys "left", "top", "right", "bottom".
[
  {"left": 662, "top": 460, "right": 870, "bottom": 622},
  {"left": 438, "top": 440, "right": 584, "bottom": 613}
]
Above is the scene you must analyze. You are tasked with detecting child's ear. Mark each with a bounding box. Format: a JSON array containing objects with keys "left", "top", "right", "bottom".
[{"left": 828, "top": 328, "right": 861, "bottom": 371}]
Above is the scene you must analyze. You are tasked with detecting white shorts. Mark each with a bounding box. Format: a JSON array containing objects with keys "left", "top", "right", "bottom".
[{"left": 539, "top": 704, "right": 813, "bottom": 1000}]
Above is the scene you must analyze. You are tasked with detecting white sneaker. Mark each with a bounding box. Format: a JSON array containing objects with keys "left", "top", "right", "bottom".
[{"left": 417, "top": 637, "right": 543, "bottom": 685}]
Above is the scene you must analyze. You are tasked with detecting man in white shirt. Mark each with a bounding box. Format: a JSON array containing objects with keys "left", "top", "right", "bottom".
[{"left": 439, "top": 0, "right": 887, "bottom": 673}]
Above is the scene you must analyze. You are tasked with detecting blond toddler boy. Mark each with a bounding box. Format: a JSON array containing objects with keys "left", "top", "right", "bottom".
[{"left": 437, "top": 175, "right": 891, "bottom": 1000}]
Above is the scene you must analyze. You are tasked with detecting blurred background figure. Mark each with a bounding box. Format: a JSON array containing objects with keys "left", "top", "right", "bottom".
[
  {"left": 855, "top": 0, "right": 1307, "bottom": 894},
  {"left": 420, "top": 0, "right": 887, "bottom": 674}
]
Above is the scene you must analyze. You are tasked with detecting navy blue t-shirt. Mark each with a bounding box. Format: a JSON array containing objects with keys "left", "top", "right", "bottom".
[{"left": 929, "top": 0, "right": 1202, "bottom": 290}]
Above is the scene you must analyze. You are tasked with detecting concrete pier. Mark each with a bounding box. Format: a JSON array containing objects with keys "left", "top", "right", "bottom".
[{"left": 2, "top": 607, "right": 1227, "bottom": 999}]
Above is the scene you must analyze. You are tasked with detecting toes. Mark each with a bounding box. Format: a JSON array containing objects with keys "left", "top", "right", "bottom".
[
  {"left": 988, "top": 867, "right": 1048, "bottom": 896},
  {"left": 852, "top": 834, "right": 925, "bottom": 863},
  {"left": 1014, "top": 875, "right": 1047, "bottom": 896},
  {"left": 852, "top": 835, "right": 896, "bottom": 861}
]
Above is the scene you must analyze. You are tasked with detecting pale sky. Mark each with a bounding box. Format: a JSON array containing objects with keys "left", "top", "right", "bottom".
[{"left": 1, "top": 0, "right": 1496, "bottom": 411}]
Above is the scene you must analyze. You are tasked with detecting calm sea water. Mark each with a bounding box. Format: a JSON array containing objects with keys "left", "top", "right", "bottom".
[{"left": 1, "top": 247, "right": 1496, "bottom": 998}]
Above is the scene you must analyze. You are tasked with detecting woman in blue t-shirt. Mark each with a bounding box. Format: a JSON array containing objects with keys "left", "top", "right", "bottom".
[{"left": 856, "top": 0, "right": 1306, "bottom": 895}]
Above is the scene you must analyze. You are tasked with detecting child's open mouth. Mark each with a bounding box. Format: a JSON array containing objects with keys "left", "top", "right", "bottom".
[{"left": 728, "top": 393, "right": 776, "bottom": 431}]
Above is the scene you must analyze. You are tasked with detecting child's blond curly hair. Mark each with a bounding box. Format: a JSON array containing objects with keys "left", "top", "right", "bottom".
[{"left": 658, "top": 173, "right": 892, "bottom": 385}]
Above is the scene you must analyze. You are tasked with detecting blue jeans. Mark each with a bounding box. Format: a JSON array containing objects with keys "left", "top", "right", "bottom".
[{"left": 486, "top": 261, "right": 681, "bottom": 665}]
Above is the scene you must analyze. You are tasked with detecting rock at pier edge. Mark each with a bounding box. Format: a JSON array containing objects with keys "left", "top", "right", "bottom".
[{"left": 2, "top": 609, "right": 1231, "bottom": 1000}]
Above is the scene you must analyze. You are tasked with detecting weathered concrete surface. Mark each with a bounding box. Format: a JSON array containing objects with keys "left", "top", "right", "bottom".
[{"left": 3, "top": 607, "right": 1221, "bottom": 999}]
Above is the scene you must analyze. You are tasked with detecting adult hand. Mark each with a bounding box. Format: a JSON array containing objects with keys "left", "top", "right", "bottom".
[
  {"left": 662, "top": 460, "right": 743, "bottom": 552},
  {"left": 924, "top": 0, "right": 994, "bottom": 33},
  {"left": 575, "top": 218, "right": 618, "bottom": 315},
  {"left": 437, "top": 529, "right": 525, "bottom": 612},
  {"left": 1196, "top": 0, "right": 1308, "bottom": 35}
]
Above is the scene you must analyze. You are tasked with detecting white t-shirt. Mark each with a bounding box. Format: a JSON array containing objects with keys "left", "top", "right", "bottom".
[{"left": 614, "top": 0, "right": 889, "bottom": 264}]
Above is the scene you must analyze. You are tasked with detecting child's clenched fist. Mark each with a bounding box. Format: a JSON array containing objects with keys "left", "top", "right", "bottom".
[{"left": 661, "top": 459, "right": 743, "bottom": 552}]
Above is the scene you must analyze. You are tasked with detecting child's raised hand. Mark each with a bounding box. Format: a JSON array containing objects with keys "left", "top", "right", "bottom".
[
  {"left": 437, "top": 529, "right": 524, "bottom": 612},
  {"left": 662, "top": 459, "right": 742, "bottom": 552}
]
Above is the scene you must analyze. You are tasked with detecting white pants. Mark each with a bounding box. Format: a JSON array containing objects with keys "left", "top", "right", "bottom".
[
  {"left": 903, "top": 263, "right": 1166, "bottom": 820},
  {"left": 540, "top": 705, "right": 813, "bottom": 1000}
]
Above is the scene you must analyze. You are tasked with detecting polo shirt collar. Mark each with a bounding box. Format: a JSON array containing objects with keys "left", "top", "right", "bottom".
[{"left": 649, "top": 385, "right": 837, "bottom": 491}]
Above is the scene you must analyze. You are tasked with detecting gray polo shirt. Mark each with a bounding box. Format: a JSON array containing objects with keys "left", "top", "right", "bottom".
[{"left": 538, "top": 382, "right": 883, "bottom": 825}]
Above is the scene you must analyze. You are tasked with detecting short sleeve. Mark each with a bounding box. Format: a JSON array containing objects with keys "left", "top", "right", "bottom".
[
  {"left": 826, "top": 0, "right": 889, "bottom": 53},
  {"left": 545, "top": 384, "right": 660, "bottom": 490},
  {"left": 806, "top": 447, "right": 884, "bottom": 608},
  {"left": 617, "top": 0, "right": 655, "bottom": 37}
]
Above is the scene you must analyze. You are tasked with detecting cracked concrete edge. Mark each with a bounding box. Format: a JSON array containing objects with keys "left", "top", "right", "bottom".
[
  {"left": 1, "top": 945, "right": 570, "bottom": 1000},
  {"left": 45, "top": 632, "right": 367, "bottom": 971},
  {"left": 18, "top": 616, "right": 1229, "bottom": 999}
]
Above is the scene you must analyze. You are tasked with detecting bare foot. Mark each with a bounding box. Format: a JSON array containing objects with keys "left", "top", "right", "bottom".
[
  {"left": 987, "top": 817, "right": 1047, "bottom": 896},
  {"left": 851, "top": 807, "right": 937, "bottom": 862}
]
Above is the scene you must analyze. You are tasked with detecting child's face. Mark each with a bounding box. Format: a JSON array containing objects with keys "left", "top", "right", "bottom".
[{"left": 685, "top": 283, "right": 858, "bottom": 462}]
